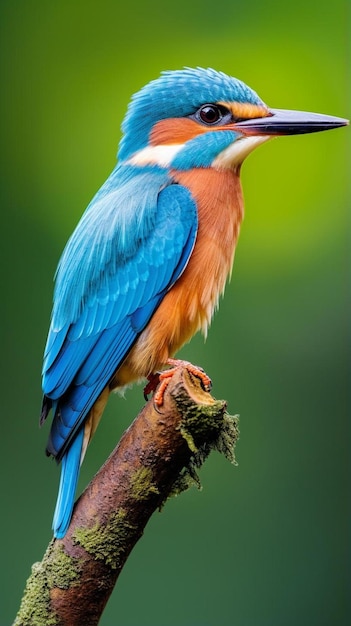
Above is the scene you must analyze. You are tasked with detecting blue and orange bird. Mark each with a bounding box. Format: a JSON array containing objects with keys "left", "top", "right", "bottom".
[{"left": 41, "top": 68, "right": 348, "bottom": 538}]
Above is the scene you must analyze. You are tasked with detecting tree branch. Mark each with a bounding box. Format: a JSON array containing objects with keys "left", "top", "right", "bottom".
[{"left": 14, "top": 365, "right": 238, "bottom": 626}]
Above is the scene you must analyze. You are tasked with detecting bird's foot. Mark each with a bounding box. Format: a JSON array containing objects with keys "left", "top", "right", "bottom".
[
  {"left": 143, "top": 359, "right": 212, "bottom": 407},
  {"left": 143, "top": 372, "right": 161, "bottom": 401}
]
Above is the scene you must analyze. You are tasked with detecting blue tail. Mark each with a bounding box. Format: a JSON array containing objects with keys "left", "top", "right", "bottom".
[{"left": 52, "top": 427, "right": 84, "bottom": 538}]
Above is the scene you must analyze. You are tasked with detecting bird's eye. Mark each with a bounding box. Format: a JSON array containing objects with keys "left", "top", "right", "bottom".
[
  {"left": 189, "top": 103, "right": 233, "bottom": 126},
  {"left": 199, "top": 105, "right": 221, "bottom": 124},
  {"left": 198, "top": 104, "right": 223, "bottom": 125}
]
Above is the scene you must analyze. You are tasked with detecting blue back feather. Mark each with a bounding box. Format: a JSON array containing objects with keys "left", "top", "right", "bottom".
[
  {"left": 43, "top": 169, "right": 198, "bottom": 459},
  {"left": 50, "top": 166, "right": 167, "bottom": 331}
]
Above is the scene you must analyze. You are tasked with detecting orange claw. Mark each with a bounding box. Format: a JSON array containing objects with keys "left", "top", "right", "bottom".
[{"left": 145, "top": 359, "right": 212, "bottom": 407}]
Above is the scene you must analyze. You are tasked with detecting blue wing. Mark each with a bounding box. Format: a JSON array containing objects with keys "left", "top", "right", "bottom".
[{"left": 42, "top": 164, "right": 198, "bottom": 461}]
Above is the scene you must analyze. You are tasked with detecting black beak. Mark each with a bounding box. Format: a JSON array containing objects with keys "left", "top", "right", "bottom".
[{"left": 235, "top": 108, "right": 349, "bottom": 136}]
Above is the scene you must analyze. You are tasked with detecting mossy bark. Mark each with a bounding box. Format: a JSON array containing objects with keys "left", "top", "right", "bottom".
[{"left": 14, "top": 365, "right": 238, "bottom": 626}]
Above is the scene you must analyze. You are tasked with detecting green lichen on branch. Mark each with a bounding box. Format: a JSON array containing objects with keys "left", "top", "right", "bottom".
[
  {"left": 165, "top": 383, "right": 239, "bottom": 501},
  {"left": 129, "top": 466, "right": 160, "bottom": 501},
  {"left": 212, "top": 411, "right": 239, "bottom": 464},
  {"left": 14, "top": 542, "right": 80, "bottom": 626},
  {"left": 173, "top": 384, "right": 239, "bottom": 459},
  {"left": 177, "top": 391, "right": 228, "bottom": 452},
  {"left": 73, "top": 509, "right": 138, "bottom": 570}
]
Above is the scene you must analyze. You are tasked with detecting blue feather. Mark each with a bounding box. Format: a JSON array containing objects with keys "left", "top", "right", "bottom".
[
  {"left": 50, "top": 166, "right": 168, "bottom": 332},
  {"left": 43, "top": 178, "right": 197, "bottom": 463},
  {"left": 171, "top": 130, "right": 240, "bottom": 170},
  {"left": 44, "top": 176, "right": 197, "bottom": 537},
  {"left": 52, "top": 426, "right": 84, "bottom": 538}
]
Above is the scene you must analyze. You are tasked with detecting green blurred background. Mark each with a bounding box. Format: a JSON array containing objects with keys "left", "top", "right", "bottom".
[{"left": 0, "top": 0, "right": 349, "bottom": 624}]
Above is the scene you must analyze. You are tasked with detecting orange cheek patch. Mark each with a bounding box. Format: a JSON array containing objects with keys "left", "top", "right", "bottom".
[
  {"left": 150, "top": 118, "right": 208, "bottom": 146},
  {"left": 218, "top": 101, "right": 270, "bottom": 120}
]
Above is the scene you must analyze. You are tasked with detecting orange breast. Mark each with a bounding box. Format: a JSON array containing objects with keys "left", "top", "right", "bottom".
[{"left": 114, "top": 167, "right": 244, "bottom": 386}]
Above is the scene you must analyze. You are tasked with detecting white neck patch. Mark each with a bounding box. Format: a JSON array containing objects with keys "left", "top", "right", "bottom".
[
  {"left": 212, "top": 135, "right": 271, "bottom": 170},
  {"left": 127, "top": 144, "right": 184, "bottom": 168}
]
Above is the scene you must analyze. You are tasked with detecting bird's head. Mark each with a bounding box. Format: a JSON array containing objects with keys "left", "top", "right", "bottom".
[{"left": 118, "top": 67, "right": 348, "bottom": 171}]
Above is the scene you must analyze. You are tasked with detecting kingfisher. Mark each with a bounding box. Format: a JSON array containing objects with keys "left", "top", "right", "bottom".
[{"left": 40, "top": 67, "right": 348, "bottom": 538}]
